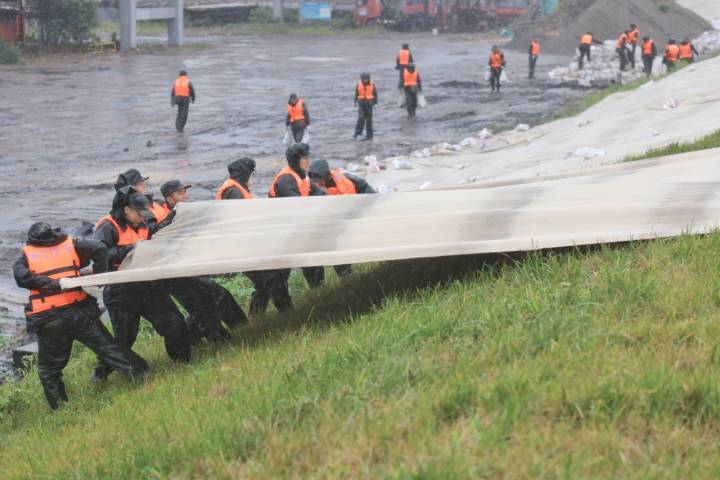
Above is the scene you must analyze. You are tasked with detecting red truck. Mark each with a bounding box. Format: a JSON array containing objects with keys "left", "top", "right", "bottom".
[{"left": 353, "top": 0, "right": 530, "bottom": 32}]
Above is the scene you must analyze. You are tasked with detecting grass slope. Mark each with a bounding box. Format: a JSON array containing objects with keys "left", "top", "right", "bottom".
[{"left": 3, "top": 234, "right": 720, "bottom": 478}]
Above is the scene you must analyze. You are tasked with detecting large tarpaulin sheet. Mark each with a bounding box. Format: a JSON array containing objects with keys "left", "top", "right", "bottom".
[{"left": 62, "top": 150, "right": 720, "bottom": 288}]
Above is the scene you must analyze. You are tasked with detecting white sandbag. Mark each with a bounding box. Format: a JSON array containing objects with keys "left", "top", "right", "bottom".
[
  {"left": 500, "top": 70, "right": 510, "bottom": 83},
  {"left": 484, "top": 68, "right": 491, "bottom": 82},
  {"left": 282, "top": 129, "right": 292, "bottom": 147},
  {"left": 397, "top": 90, "right": 406, "bottom": 108},
  {"left": 301, "top": 126, "right": 311, "bottom": 145},
  {"left": 418, "top": 93, "right": 427, "bottom": 108}
]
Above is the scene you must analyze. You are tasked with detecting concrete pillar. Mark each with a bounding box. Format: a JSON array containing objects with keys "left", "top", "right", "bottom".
[
  {"left": 168, "top": 0, "right": 183, "bottom": 46},
  {"left": 119, "top": 0, "right": 137, "bottom": 51},
  {"left": 273, "top": 0, "right": 284, "bottom": 22}
]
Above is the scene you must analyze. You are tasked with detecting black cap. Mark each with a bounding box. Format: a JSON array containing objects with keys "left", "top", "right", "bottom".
[
  {"left": 289, "top": 93, "right": 298, "bottom": 104},
  {"left": 402, "top": 43, "right": 409, "bottom": 48},
  {"left": 179, "top": 70, "right": 188, "bottom": 76},
  {"left": 127, "top": 191, "right": 151, "bottom": 213},
  {"left": 308, "top": 159, "right": 330, "bottom": 179},
  {"left": 286, "top": 143, "right": 310, "bottom": 167},
  {"left": 114, "top": 169, "right": 148, "bottom": 191},
  {"left": 361, "top": 72, "right": 370, "bottom": 80},
  {"left": 27, "top": 222, "right": 53, "bottom": 240},
  {"left": 161, "top": 180, "right": 191, "bottom": 198},
  {"left": 228, "top": 157, "right": 256, "bottom": 183}
]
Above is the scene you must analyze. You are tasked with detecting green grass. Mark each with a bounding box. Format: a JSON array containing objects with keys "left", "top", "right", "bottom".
[
  {"left": 4, "top": 233, "right": 720, "bottom": 477},
  {"left": 623, "top": 130, "right": 720, "bottom": 162}
]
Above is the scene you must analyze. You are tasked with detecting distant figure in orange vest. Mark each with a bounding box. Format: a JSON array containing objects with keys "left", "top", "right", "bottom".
[
  {"left": 396, "top": 43, "right": 414, "bottom": 88},
  {"left": 678, "top": 37, "right": 699, "bottom": 64},
  {"left": 664, "top": 38, "right": 680, "bottom": 71},
  {"left": 616, "top": 30, "right": 630, "bottom": 71},
  {"left": 641, "top": 36, "right": 657, "bottom": 77},
  {"left": 488, "top": 45, "right": 506, "bottom": 93},
  {"left": 528, "top": 39, "right": 540, "bottom": 79},
  {"left": 627, "top": 24, "right": 640, "bottom": 69},
  {"left": 402, "top": 63, "right": 422, "bottom": 118},
  {"left": 286, "top": 93, "right": 310, "bottom": 143},
  {"left": 13, "top": 222, "right": 149, "bottom": 410},
  {"left": 354, "top": 73, "right": 378, "bottom": 141},
  {"left": 171, "top": 70, "right": 195, "bottom": 132},
  {"left": 577, "top": 32, "right": 601, "bottom": 69}
]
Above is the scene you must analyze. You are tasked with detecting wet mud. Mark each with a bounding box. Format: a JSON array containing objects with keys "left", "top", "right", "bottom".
[{"left": 0, "top": 32, "right": 585, "bottom": 374}]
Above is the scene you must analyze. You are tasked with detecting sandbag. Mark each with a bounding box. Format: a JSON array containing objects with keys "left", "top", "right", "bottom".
[
  {"left": 301, "top": 127, "right": 311, "bottom": 145},
  {"left": 500, "top": 70, "right": 509, "bottom": 83},
  {"left": 282, "top": 129, "right": 292, "bottom": 147},
  {"left": 397, "top": 89, "right": 406, "bottom": 108},
  {"left": 484, "top": 68, "right": 491, "bottom": 82},
  {"left": 418, "top": 93, "right": 427, "bottom": 108}
]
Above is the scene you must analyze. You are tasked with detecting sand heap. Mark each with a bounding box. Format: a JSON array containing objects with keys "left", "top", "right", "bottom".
[{"left": 510, "top": 0, "right": 709, "bottom": 56}]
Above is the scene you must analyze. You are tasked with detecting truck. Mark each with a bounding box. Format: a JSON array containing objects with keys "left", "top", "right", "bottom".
[{"left": 352, "top": 0, "right": 531, "bottom": 32}]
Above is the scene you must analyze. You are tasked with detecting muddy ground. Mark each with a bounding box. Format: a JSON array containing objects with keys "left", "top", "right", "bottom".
[{"left": 0, "top": 31, "right": 585, "bottom": 374}]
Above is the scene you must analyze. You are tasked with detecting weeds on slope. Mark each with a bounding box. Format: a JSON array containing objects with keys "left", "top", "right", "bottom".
[
  {"left": 623, "top": 129, "right": 720, "bottom": 162},
  {"left": 3, "top": 234, "right": 720, "bottom": 477}
]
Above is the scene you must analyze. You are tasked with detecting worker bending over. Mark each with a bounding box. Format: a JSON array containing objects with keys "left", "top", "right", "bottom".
[
  {"left": 402, "top": 63, "right": 422, "bottom": 118},
  {"left": 159, "top": 179, "right": 247, "bottom": 333},
  {"left": 641, "top": 36, "right": 657, "bottom": 77},
  {"left": 354, "top": 73, "right": 378, "bottom": 141},
  {"left": 528, "top": 39, "right": 540, "bottom": 79},
  {"left": 93, "top": 186, "right": 192, "bottom": 380},
  {"left": 488, "top": 46, "right": 505, "bottom": 93},
  {"left": 578, "top": 32, "right": 602, "bottom": 69},
  {"left": 287, "top": 93, "right": 310, "bottom": 144},
  {"left": 308, "top": 159, "right": 376, "bottom": 280},
  {"left": 14, "top": 222, "right": 148, "bottom": 409},
  {"left": 171, "top": 70, "right": 195, "bottom": 133},
  {"left": 269, "top": 143, "right": 326, "bottom": 290}
]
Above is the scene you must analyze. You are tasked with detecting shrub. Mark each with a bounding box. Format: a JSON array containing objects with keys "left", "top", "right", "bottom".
[
  {"left": 249, "top": 5, "right": 274, "bottom": 23},
  {"left": 0, "top": 40, "right": 21, "bottom": 64},
  {"left": 35, "top": 0, "right": 97, "bottom": 44}
]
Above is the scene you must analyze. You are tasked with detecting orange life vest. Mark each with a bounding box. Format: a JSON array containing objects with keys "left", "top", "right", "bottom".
[
  {"left": 23, "top": 237, "right": 87, "bottom": 316},
  {"left": 580, "top": 34, "right": 593, "bottom": 45},
  {"left": 149, "top": 201, "right": 170, "bottom": 223},
  {"left": 215, "top": 178, "right": 252, "bottom": 200},
  {"left": 96, "top": 215, "right": 149, "bottom": 269},
  {"left": 357, "top": 81, "right": 376, "bottom": 101},
  {"left": 679, "top": 43, "right": 693, "bottom": 59},
  {"left": 326, "top": 170, "right": 358, "bottom": 196},
  {"left": 403, "top": 69, "right": 418, "bottom": 87},
  {"left": 628, "top": 28, "right": 640, "bottom": 45},
  {"left": 530, "top": 41, "right": 540, "bottom": 56},
  {"left": 616, "top": 33, "right": 628, "bottom": 49},
  {"left": 269, "top": 166, "right": 311, "bottom": 198},
  {"left": 174, "top": 76, "right": 190, "bottom": 97},
  {"left": 397, "top": 49, "right": 410, "bottom": 66},
  {"left": 665, "top": 44, "right": 680, "bottom": 62},
  {"left": 642, "top": 39, "right": 654, "bottom": 55},
  {"left": 489, "top": 51, "right": 504, "bottom": 68},
  {"left": 287, "top": 99, "right": 305, "bottom": 123}
]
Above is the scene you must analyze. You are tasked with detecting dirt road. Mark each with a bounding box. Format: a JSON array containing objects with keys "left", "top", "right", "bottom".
[{"left": 0, "top": 32, "right": 583, "bottom": 364}]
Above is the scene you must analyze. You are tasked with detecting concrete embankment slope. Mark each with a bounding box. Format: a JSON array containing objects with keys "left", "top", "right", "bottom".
[
  {"left": 676, "top": 0, "right": 720, "bottom": 27},
  {"left": 366, "top": 54, "right": 720, "bottom": 191},
  {"left": 63, "top": 149, "right": 720, "bottom": 287}
]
